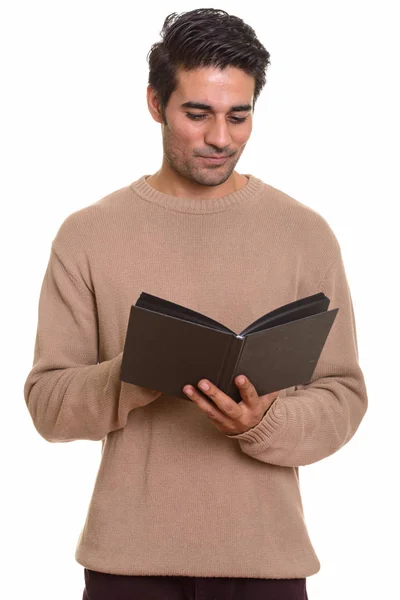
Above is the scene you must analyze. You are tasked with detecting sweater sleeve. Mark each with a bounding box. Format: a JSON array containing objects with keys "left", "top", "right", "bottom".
[
  {"left": 23, "top": 247, "right": 162, "bottom": 443},
  {"left": 225, "top": 247, "right": 368, "bottom": 467}
]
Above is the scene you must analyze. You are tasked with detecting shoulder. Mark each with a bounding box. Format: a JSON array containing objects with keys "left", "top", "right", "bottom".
[
  {"left": 259, "top": 178, "right": 342, "bottom": 263},
  {"left": 51, "top": 183, "right": 135, "bottom": 254}
]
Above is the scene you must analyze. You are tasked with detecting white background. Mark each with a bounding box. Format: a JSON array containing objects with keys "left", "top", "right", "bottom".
[{"left": 1, "top": 1, "right": 399, "bottom": 598}]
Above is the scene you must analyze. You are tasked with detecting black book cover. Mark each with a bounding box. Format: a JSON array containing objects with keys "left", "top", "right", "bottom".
[{"left": 120, "top": 291, "right": 339, "bottom": 403}]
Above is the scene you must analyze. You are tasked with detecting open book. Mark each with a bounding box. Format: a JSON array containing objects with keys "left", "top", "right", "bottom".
[{"left": 120, "top": 291, "right": 339, "bottom": 404}]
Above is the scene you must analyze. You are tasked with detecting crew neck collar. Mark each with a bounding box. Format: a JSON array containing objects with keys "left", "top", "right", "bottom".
[{"left": 129, "top": 173, "right": 263, "bottom": 214}]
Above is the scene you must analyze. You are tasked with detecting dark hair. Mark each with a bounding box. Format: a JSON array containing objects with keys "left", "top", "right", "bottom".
[{"left": 147, "top": 8, "right": 271, "bottom": 123}]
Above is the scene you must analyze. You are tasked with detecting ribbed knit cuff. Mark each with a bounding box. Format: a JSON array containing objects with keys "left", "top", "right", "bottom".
[
  {"left": 114, "top": 352, "right": 163, "bottom": 411},
  {"left": 225, "top": 391, "right": 288, "bottom": 453}
]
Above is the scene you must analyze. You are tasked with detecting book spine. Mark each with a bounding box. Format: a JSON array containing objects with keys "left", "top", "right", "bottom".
[{"left": 218, "top": 335, "right": 244, "bottom": 394}]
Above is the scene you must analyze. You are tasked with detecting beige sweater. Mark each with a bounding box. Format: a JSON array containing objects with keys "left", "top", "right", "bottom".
[{"left": 23, "top": 173, "right": 368, "bottom": 578}]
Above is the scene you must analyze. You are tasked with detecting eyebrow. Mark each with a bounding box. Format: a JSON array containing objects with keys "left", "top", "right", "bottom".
[{"left": 181, "top": 101, "right": 252, "bottom": 112}]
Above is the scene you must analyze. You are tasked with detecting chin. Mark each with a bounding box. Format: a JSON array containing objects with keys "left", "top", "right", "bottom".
[
  {"left": 188, "top": 166, "right": 235, "bottom": 187},
  {"left": 196, "top": 173, "right": 231, "bottom": 187}
]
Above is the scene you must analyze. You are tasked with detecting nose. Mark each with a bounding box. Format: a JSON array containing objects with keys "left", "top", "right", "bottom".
[{"left": 204, "top": 116, "right": 231, "bottom": 151}]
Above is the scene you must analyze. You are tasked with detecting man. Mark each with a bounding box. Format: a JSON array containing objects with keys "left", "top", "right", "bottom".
[{"left": 24, "top": 8, "right": 368, "bottom": 600}]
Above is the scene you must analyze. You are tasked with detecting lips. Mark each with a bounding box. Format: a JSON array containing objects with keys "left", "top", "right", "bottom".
[
  {"left": 199, "top": 155, "right": 229, "bottom": 164},
  {"left": 201, "top": 155, "right": 230, "bottom": 159}
]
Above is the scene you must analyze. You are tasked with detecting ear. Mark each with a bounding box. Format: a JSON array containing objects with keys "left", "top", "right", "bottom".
[{"left": 146, "top": 85, "right": 164, "bottom": 124}]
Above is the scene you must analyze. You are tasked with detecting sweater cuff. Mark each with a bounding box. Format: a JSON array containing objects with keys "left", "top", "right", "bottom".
[
  {"left": 225, "top": 389, "right": 289, "bottom": 451},
  {"left": 114, "top": 352, "right": 163, "bottom": 410}
]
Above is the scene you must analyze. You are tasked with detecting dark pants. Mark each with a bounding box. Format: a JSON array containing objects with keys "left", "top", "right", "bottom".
[{"left": 82, "top": 568, "right": 308, "bottom": 599}]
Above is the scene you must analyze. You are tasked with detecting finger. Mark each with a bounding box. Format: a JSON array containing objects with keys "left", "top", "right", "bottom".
[
  {"left": 196, "top": 379, "right": 242, "bottom": 418},
  {"left": 234, "top": 375, "right": 259, "bottom": 405},
  {"left": 183, "top": 385, "right": 224, "bottom": 419}
]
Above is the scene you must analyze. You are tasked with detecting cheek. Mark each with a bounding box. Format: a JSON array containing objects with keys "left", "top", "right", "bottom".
[
  {"left": 235, "top": 122, "right": 252, "bottom": 144},
  {"left": 179, "top": 124, "right": 200, "bottom": 145},
  {"left": 169, "top": 122, "right": 199, "bottom": 148}
]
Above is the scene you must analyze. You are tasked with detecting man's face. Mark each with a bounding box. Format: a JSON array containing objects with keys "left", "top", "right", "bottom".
[{"left": 151, "top": 66, "right": 254, "bottom": 187}]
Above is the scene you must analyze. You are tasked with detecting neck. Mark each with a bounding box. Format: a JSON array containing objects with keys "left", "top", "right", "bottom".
[{"left": 146, "top": 161, "right": 248, "bottom": 200}]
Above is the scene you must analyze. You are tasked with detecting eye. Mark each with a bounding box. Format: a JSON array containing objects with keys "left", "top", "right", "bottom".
[
  {"left": 186, "top": 113, "right": 207, "bottom": 121},
  {"left": 185, "top": 113, "right": 248, "bottom": 124},
  {"left": 230, "top": 116, "right": 248, "bottom": 124}
]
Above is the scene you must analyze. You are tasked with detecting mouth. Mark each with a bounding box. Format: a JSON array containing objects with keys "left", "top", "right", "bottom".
[{"left": 198, "top": 155, "right": 230, "bottom": 165}]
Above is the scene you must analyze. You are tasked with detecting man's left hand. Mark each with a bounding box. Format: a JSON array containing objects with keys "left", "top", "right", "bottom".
[{"left": 182, "top": 376, "right": 281, "bottom": 435}]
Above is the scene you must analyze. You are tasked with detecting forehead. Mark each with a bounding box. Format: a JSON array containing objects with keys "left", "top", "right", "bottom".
[{"left": 173, "top": 66, "right": 254, "bottom": 109}]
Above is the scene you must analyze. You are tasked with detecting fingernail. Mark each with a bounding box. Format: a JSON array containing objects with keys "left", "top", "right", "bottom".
[
  {"left": 199, "top": 381, "right": 209, "bottom": 391},
  {"left": 237, "top": 376, "right": 245, "bottom": 385}
]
